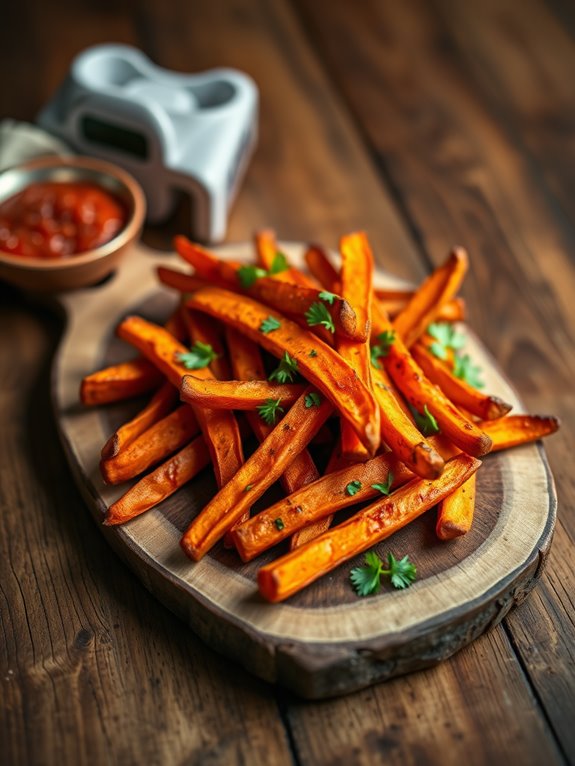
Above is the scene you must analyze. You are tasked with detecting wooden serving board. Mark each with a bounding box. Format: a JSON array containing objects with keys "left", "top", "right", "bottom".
[{"left": 52, "top": 241, "right": 557, "bottom": 699}]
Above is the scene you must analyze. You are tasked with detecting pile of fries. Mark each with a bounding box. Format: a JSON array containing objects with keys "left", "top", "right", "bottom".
[{"left": 81, "top": 231, "right": 559, "bottom": 602}]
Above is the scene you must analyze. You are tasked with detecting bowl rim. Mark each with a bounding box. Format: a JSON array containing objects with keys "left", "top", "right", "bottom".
[{"left": 0, "top": 155, "right": 146, "bottom": 271}]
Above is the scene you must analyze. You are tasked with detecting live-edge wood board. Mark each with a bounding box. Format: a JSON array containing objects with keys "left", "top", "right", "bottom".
[{"left": 52, "top": 241, "right": 556, "bottom": 699}]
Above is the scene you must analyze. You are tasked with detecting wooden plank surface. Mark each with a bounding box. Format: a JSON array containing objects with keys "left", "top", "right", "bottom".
[{"left": 0, "top": 0, "right": 573, "bottom": 764}]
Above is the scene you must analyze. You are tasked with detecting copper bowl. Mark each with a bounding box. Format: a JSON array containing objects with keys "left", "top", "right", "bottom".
[{"left": 0, "top": 155, "right": 146, "bottom": 291}]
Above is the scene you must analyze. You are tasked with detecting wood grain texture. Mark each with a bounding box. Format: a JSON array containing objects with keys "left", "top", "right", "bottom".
[{"left": 0, "top": 0, "right": 573, "bottom": 762}]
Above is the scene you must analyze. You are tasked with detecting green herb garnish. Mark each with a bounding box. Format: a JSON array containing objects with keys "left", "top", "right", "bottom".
[
  {"left": 237, "top": 264, "right": 267, "bottom": 288},
  {"left": 305, "top": 301, "right": 335, "bottom": 333},
  {"left": 318, "top": 291, "right": 337, "bottom": 305},
  {"left": 269, "top": 251, "right": 289, "bottom": 275},
  {"left": 350, "top": 551, "right": 417, "bottom": 596},
  {"left": 268, "top": 352, "right": 299, "bottom": 384},
  {"left": 308, "top": 349, "right": 318, "bottom": 358},
  {"left": 177, "top": 341, "right": 218, "bottom": 370},
  {"left": 454, "top": 353, "right": 485, "bottom": 389},
  {"left": 274, "top": 518, "right": 285, "bottom": 531},
  {"left": 412, "top": 404, "right": 440, "bottom": 435},
  {"left": 370, "top": 330, "right": 396, "bottom": 368},
  {"left": 345, "top": 480, "right": 362, "bottom": 496},
  {"left": 371, "top": 472, "right": 394, "bottom": 496},
  {"left": 304, "top": 391, "right": 322, "bottom": 408},
  {"left": 259, "top": 316, "right": 281, "bottom": 334},
  {"left": 427, "top": 322, "right": 466, "bottom": 360},
  {"left": 257, "top": 398, "right": 284, "bottom": 425}
]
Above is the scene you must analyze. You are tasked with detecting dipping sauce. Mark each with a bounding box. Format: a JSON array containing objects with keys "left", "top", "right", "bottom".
[{"left": 0, "top": 181, "right": 127, "bottom": 258}]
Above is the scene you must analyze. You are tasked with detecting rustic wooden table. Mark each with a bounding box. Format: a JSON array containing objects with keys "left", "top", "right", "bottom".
[{"left": 1, "top": 1, "right": 574, "bottom": 764}]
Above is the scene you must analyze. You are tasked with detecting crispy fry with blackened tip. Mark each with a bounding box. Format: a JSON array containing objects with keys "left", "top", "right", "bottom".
[{"left": 436, "top": 474, "right": 477, "bottom": 540}]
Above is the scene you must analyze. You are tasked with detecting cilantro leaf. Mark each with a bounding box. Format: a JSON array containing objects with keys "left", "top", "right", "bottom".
[
  {"left": 274, "top": 517, "right": 285, "bottom": 531},
  {"left": 244, "top": 484, "right": 254, "bottom": 492},
  {"left": 259, "top": 316, "right": 281, "bottom": 334},
  {"left": 304, "top": 391, "right": 322, "bottom": 408},
  {"left": 318, "top": 291, "right": 337, "bottom": 305},
  {"left": 346, "top": 480, "right": 362, "bottom": 496},
  {"left": 350, "top": 551, "right": 383, "bottom": 596},
  {"left": 385, "top": 552, "right": 417, "bottom": 589},
  {"left": 268, "top": 352, "right": 299, "bottom": 383},
  {"left": 305, "top": 301, "right": 335, "bottom": 333},
  {"left": 412, "top": 404, "right": 439, "bottom": 435},
  {"left": 371, "top": 472, "right": 394, "bottom": 496},
  {"left": 237, "top": 264, "right": 267, "bottom": 288},
  {"left": 427, "top": 322, "right": 465, "bottom": 348},
  {"left": 308, "top": 349, "right": 318, "bottom": 358},
  {"left": 370, "top": 330, "right": 396, "bottom": 368},
  {"left": 427, "top": 322, "right": 466, "bottom": 360},
  {"left": 257, "top": 398, "right": 284, "bottom": 425},
  {"left": 350, "top": 550, "right": 417, "bottom": 596},
  {"left": 453, "top": 353, "right": 485, "bottom": 389},
  {"left": 269, "top": 251, "right": 289, "bottom": 275},
  {"left": 177, "top": 341, "right": 218, "bottom": 370}
]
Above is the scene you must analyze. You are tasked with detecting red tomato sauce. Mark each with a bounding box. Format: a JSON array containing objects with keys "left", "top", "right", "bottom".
[{"left": 0, "top": 181, "right": 127, "bottom": 258}]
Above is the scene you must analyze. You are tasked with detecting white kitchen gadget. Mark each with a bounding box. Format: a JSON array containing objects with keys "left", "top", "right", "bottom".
[{"left": 38, "top": 44, "right": 258, "bottom": 242}]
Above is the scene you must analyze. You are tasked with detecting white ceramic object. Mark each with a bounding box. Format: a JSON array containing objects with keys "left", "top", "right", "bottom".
[{"left": 38, "top": 44, "right": 258, "bottom": 242}]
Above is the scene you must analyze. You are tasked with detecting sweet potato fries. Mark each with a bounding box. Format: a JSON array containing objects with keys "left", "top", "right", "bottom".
[{"left": 81, "top": 230, "right": 560, "bottom": 602}]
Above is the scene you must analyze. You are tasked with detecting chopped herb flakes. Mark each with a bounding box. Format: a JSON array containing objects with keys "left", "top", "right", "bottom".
[
  {"left": 304, "top": 392, "right": 321, "bottom": 408},
  {"left": 268, "top": 352, "right": 299, "bottom": 384},
  {"left": 259, "top": 316, "right": 281, "bottom": 334},
  {"left": 177, "top": 341, "right": 218, "bottom": 370},
  {"left": 345, "top": 480, "right": 362, "bottom": 496},
  {"left": 305, "top": 301, "right": 335, "bottom": 333}
]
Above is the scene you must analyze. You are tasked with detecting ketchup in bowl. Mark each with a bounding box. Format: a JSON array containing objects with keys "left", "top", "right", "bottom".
[{"left": 0, "top": 181, "right": 127, "bottom": 258}]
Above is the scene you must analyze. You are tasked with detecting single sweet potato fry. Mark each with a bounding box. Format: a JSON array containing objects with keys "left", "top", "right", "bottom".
[
  {"left": 180, "top": 388, "right": 333, "bottom": 561},
  {"left": 257, "top": 454, "right": 481, "bottom": 602},
  {"left": 304, "top": 244, "right": 341, "bottom": 293},
  {"left": 157, "top": 266, "right": 216, "bottom": 294},
  {"left": 393, "top": 247, "right": 468, "bottom": 348},
  {"left": 80, "top": 358, "right": 163, "bottom": 406},
  {"left": 185, "top": 287, "right": 381, "bottom": 455},
  {"left": 101, "top": 404, "right": 199, "bottom": 485},
  {"left": 104, "top": 435, "right": 210, "bottom": 525},
  {"left": 411, "top": 342, "right": 512, "bottom": 421},
  {"left": 101, "top": 380, "right": 178, "bottom": 460},
  {"left": 481, "top": 414, "right": 560, "bottom": 450},
  {"left": 338, "top": 232, "right": 374, "bottom": 460},
  {"left": 181, "top": 377, "right": 305, "bottom": 410},
  {"left": 436, "top": 474, "right": 477, "bottom": 540}
]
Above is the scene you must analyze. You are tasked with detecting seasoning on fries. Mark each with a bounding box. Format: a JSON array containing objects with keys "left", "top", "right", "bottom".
[{"left": 81, "top": 229, "right": 560, "bottom": 602}]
